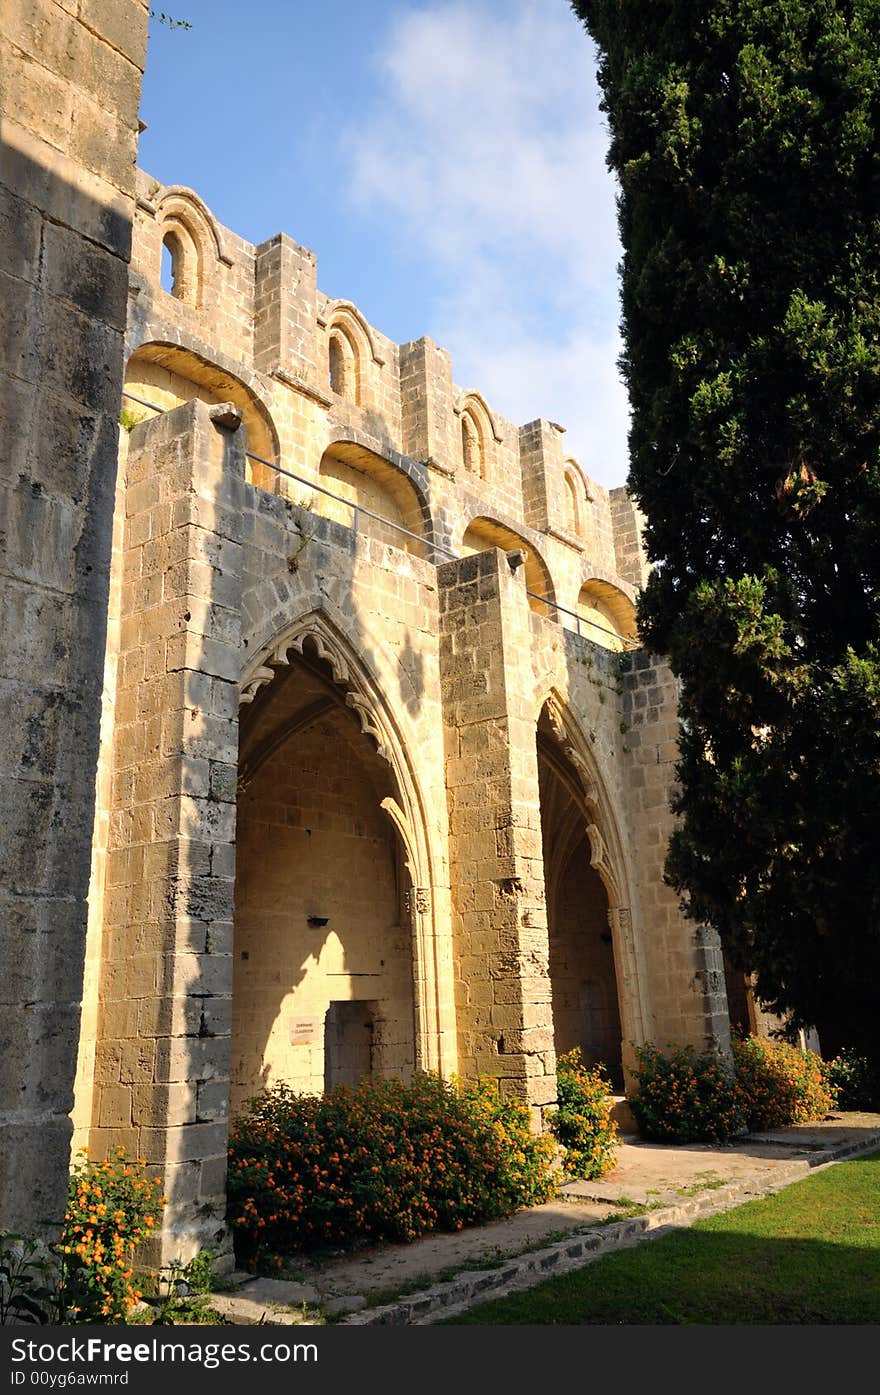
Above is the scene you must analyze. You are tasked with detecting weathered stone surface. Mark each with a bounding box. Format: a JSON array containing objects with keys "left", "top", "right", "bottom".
[
  {"left": 6, "top": 16, "right": 744, "bottom": 1263},
  {"left": 0, "top": 0, "right": 148, "bottom": 1238}
]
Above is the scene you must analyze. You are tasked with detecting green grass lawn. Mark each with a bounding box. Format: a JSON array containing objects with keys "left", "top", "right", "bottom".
[{"left": 445, "top": 1153, "right": 880, "bottom": 1324}]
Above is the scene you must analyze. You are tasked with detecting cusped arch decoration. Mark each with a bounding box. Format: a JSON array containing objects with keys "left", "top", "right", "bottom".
[
  {"left": 539, "top": 689, "right": 650, "bottom": 1050},
  {"left": 239, "top": 607, "right": 455, "bottom": 1076},
  {"left": 240, "top": 617, "right": 391, "bottom": 761}
]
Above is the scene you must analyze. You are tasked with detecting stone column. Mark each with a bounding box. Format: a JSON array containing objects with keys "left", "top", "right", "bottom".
[
  {"left": 0, "top": 0, "right": 148, "bottom": 1233},
  {"left": 519, "top": 419, "right": 566, "bottom": 534},
  {"left": 399, "top": 337, "right": 455, "bottom": 471},
  {"left": 253, "top": 232, "right": 317, "bottom": 378},
  {"left": 438, "top": 548, "right": 556, "bottom": 1125},
  {"left": 90, "top": 398, "right": 243, "bottom": 1266}
]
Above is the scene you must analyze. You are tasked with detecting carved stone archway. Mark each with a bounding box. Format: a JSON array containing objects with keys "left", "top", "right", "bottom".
[
  {"left": 539, "top": 691, "right": 650, "bottom": 1066},
  {"left": 239, "top": 608, "right": 454, "bottom": 1077}
]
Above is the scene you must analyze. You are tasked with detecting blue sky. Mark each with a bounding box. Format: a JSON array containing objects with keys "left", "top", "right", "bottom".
[{"left": 141, "top": 1, "right": 628, "bottom": 486}]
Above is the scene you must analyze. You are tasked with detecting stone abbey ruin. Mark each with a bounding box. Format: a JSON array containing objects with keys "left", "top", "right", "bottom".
[{"left": 2, "top": 1, "right": 759, "bottom": 1267}]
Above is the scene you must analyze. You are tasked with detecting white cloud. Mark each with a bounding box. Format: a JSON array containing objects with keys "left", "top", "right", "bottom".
[{"left": 347, "top": 0, "right": 630, "bottom": 486}]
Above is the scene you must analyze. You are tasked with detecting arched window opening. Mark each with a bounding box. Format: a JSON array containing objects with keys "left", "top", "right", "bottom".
[
  {"left": 328, "top": 330, "right": 358, "bottom": 403},
  {"left": 160, "top": 237, "right": 175, "bottom": 295},
  {"left": 461, "top": 412, "right": 483, "bottom": 477},
  {"left": 564, "top": 470, "right": 581, "bottom": 536},
  {"left": 159, "top": 224, "right": 199, "bottom": 306},
  {"left": 537, "top": 722, "right": 624, "bottom": 1091}
]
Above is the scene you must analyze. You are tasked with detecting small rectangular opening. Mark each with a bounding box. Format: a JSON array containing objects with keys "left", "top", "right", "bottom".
[{"left": 324, "top": 1000, "right": 376, "bottom": 1093}]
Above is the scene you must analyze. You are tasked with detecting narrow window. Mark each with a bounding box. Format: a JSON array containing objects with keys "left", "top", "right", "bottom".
[
  {"left": 329, "top": 334, "right": 345, "bottom": 395},
  {"left": 160, "top": 235, "right": 176, "bottom": 295},
  {"left": 160, "top": 226, "right": 198, "bottom": 304},
  {"left": 461, "top": 412, "right": 482, "bottom": 477},
  {"left": 565, "top": 470, "right": 581, "bottom": 536},
  {"left": 328, "top": 330, "right": 357, "bottom": 402}
]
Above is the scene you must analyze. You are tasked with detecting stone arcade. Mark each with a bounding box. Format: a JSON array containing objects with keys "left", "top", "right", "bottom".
[
  {"left": 0, "top": 0, "right": 741, "bottom": 1269},
  {"left": 73, "top": 173, "right": 737, "bottom": 1265}
]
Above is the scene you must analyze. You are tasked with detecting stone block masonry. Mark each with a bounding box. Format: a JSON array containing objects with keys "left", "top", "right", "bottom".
[
  {"left": 2, "top": 13, "right": 746, "bottom": 1257},
  {"left": 621, "top": 651, "right": 731, "bottom": 1056},
  {"left": 89, "top": 399, "right": 244, "bottom": 1266},
  {"left": 77, "top": 161, "right": 742, "bottom": 1251},
  {"left": 0, "top": 0, "right": 149, "bottom": 1236},
  {"left": 439, "top": 549, "right": 556, "bottom": 1122}
]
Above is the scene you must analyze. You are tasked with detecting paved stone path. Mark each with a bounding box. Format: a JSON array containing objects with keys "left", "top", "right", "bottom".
[{"left": 208, "top": 1112, "right": 880, "bottom": 1325}]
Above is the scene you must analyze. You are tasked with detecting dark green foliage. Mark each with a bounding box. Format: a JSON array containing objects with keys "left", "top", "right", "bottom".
[
  {"left": 572, "top": 1, "right": 880, "bottom": 1062},
  {"left": 826, "top": 1048, "right": 880, "bottom": 1110},
  {"left": 0, "top": 1235, "right": 56, "bottom": 1325}
]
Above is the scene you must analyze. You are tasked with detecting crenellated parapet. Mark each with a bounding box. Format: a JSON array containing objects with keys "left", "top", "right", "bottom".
[{"left": 125, "top": 170, "right": 647, "bottom": 644}]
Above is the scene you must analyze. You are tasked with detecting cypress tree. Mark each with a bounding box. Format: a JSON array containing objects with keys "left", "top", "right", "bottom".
[{"left": 571, "top": 0, "right": 880, "bottom": 1059}]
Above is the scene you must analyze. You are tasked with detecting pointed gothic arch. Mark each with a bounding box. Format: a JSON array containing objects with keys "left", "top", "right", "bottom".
[
  {"left": 239, "top": 608, "right": 455, "bottom": 1077},
  {"left": 537, "top": 690, "right": 650, "bottom": 1065}
]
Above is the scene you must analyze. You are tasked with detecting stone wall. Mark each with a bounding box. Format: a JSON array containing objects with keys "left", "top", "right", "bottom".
[
  {"left": 232, "top": 701, "right": 415, "bottom": 1109},
  {"left": 88, "top": 398, "right": 243, "bottom": 1265},
  {"left": 621, "top": 653, "right": 732, "bottom": 1055},
  {"left": 63, "top": 167, "right": 735, "bottom": 1254},
  {"left": 439, "top": 550, "right": 556, "bottom": 1123},
  {"left": 123, "top": 169, "right": 646, "bottom": 629},
  {"left": 0, "top": 0, "right": 148, "bottom": 1234}
]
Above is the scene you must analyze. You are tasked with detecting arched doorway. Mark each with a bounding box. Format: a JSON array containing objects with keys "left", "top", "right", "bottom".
[
  {"left": 231, "top": 635, "right": 417, "bottom": 1115},
  {"left": 537, "top": 708, "right": 625, "bottom": 1088}
]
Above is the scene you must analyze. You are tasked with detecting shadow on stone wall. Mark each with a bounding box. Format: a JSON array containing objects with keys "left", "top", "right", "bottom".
[{"left": 0, "top": 130, "right": 139, "bottom": 1234}]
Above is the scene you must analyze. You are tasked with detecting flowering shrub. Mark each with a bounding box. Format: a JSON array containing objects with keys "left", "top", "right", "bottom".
[
  {"left": 629, "top": 1043, "right": 746, "bottom": 1143},
  {"left": 227, "top": 1073, "right": 556, "bottom": 1263},
  {"left": 549, "top": 1049, "right": 619, "bottom": 1179},
  {"left": 58, "top": 1149, "right": 165, "bottom": 1323},
  {"left": 824, "top": 1048, "right": 880, "bottom": 1112},
  {"left": 732, "top": 1035, "right": 833, "bottom": 1131}
]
